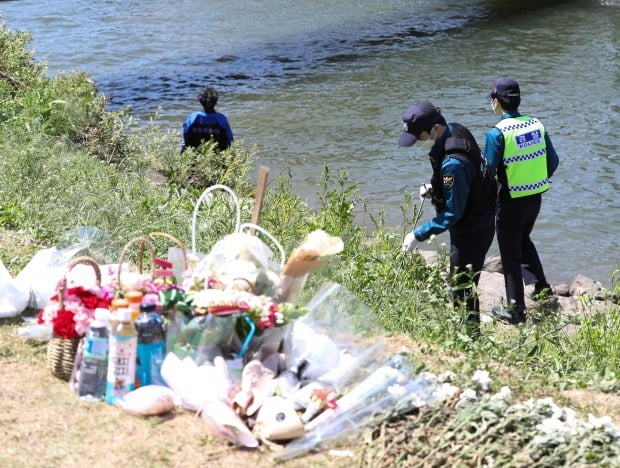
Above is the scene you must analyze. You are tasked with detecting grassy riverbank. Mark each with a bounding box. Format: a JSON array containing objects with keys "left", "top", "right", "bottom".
[{"left": 2, "top": 22, "right": 620, "bottom": 465}]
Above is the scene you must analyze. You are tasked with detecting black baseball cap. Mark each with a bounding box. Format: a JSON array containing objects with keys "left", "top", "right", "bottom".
[
  {"left": 398, "top": 101, "right": 444, "bottom": 147},
  {"left": 486, "top": 78, "right": 520, "bottom": 99}
]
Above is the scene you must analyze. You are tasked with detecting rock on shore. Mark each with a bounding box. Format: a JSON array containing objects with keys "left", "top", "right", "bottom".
[{"left": 417, "top": 250, "right": 617, "bottom": 322}]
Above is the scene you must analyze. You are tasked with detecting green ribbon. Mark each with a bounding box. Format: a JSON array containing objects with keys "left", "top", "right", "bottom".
[{"left": 158, "top": 287, "right": 193, "bottom": 316}]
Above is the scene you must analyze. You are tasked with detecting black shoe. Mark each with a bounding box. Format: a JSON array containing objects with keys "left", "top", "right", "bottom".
[
  {"left": 530, "top": 286, "right": 560, "bottom": 312},
  {"left": 531, "top": 284, "right": 553, "bottom": 301},
  {"left": 491, "top": 306, "right": 526, "bottom": 325}
]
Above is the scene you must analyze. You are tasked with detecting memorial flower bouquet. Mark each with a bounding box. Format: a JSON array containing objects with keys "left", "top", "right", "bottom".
[
  {"left": 190, "top": 288, "right": 307, "bottom": 331},
  {"left": 37, "top": 284, "right": 113, "bottom": 339}
]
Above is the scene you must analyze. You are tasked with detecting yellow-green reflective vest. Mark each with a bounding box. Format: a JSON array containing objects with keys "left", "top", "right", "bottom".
[{"left": 496, "top": 116, "right": 549, "bottom": 198}]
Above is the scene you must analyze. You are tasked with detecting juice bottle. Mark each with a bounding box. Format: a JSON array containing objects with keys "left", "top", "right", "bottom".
[
  {"left": 105, "top": 308, "right": 137, "bottom": 404},
  {"left": 125, "top": 290, "right": 144, "bottom": 322},
  {"left": 110, "top": 297, "right": 129, "bottom": 322}
]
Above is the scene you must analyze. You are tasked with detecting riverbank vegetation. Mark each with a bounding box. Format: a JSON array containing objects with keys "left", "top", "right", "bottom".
[{"left": 2, "top": 22, "right": 619, "bottom": 465}]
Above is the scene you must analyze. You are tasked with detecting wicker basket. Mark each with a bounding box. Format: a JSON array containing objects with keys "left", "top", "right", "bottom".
[
  {"left": 46, "top": 336, "right": 80, "bottom": 381},
  {"left": 117, "top": 236, "right": 155, "bottom": 290},
  {"left": 148, "top": 231, "right": 188, "bottom": 283},
  {"left": 46, "top": 256, "right": 102, "bottom": 381}
]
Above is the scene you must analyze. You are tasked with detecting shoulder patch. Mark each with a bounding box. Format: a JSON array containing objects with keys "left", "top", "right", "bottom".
[{"left": 443, "top": 174, "right": 454, "bottom": 188}]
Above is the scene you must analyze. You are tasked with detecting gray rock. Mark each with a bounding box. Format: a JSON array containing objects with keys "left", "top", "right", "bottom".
[
  {"left": 477, "top": 270, "right": 506, "bottom": 312},
  {"left": 556, "top": 295, "right": 609, "bottom": 317},
  {"left": 553, "top": 283, "right": 570, "bottom": 297},
  {"left": 416, "top": 250, "right": 616, "bottom": 324},
  {"left": 569, "top": 274, "right": 603, "bottom": 297},
  {"left": 483, "top": 256, "right": 503, "bottom": 274}
]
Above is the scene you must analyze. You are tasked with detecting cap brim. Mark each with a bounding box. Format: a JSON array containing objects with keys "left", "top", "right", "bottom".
[
  {"left": 485, "top": 90, "right": 493, "bottom": 99},
  {"left": 398, "top": 131, "right": 418, "bottom": 147}
]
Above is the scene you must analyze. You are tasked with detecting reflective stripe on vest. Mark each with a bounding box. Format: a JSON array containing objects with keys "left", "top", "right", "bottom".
[{"left": 496, "top": 116, "right": 549, "bottom": 198}]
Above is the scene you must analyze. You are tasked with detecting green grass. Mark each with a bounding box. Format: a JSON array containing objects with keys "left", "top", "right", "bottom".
[{"left": 1, "top": 19, "right": 620, "bottom": 401}]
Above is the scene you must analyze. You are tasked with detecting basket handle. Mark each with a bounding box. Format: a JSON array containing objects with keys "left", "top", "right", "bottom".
[
  {"left": 117, "top": 236, "right": 155, "bottom": 288},
  {"left": 58, "top": 256, "right": 102, "bottom": 309},
  {"left": 148, "top": 231, "right": 188, "bottom": 270},
  {"left": 191, "top": 184, "right": 241, "bottom": 255},
  {"left": 239, "top": 222, "right": 286, "bottom": 269}
]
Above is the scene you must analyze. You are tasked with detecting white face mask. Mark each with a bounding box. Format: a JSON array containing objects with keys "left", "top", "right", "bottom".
[
  {"left": 429, "top": 127, "right": 436, "bottom": 141},
  {"left": 417, "top": 127, "right": 435, "bottom": 150},
  {"left": 491, "top": 98, "right": 501, "bottom": 115},
  {"left": 418, "top": 137, "right": 433, "bottom": 150}
]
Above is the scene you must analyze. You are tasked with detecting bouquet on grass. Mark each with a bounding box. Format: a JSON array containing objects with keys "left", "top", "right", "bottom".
[
  {"left": 174, "top": 229, "right": 342, "bottom": 364},
  {"left": 38, "top": 256, "right": 113, "bottom": 381},
  {"left": 106, "top": 236, "right": 193, "bottom": 315},
  {"left": 37, "top": 256, "right": 113, "bottom": 340},
  {"left": 37, "top": 283, "right": 113, "bottom": 340}
]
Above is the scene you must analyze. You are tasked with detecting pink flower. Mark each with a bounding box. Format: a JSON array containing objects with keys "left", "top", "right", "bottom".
[
  {"left": 258, "top": 310, "right": 276, "bottom": 330},
  {"left": 37, "top": 283, "right": 111, "bottom": 338}
]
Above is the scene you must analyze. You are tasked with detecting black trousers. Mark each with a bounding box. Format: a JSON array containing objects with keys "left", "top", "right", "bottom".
[
  {"left": 450, "top": 223, "right": 495, "bottom": 317},
  {"left": 496, "top": 193, "right": 549, "bottom": 313}
]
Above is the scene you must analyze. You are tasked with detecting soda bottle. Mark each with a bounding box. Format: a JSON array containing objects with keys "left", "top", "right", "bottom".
[
  {"left": 135, "top": 302, "right": 166, "bottom": 387},
  {"left": 77, "top": 308, "right": 110, "bottom": 401},
  {"left": 105, "top": 308, "right": 137, "bottom": 404}
]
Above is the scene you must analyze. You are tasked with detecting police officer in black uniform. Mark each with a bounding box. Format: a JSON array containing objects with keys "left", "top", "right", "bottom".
[
  {"left": 399, "top": 101, "right": 496, "bottom": 333},
  {"left": 182, "top": 86, "right": 234, "bottom": 153}
]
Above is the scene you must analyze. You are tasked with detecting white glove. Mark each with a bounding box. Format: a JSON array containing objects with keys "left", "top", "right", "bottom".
[
  {"left": 402, "top": 232, "right": 417, "bottom": 253},
  {"left": 419, "top": 183, "right": 433, "bottom": 201}
]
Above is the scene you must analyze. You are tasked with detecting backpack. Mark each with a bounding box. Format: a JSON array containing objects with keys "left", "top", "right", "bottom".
[{"left": 444, "top": 124, "right": 497, "bottom": 217}]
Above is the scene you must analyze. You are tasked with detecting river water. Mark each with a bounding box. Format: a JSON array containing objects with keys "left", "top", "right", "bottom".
[{"left": 1, "top": 0, "right": 618, "bottom": 285}]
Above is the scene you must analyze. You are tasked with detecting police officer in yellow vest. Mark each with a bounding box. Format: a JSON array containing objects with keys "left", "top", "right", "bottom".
[{"left": 484, "top": 78, "right": 560, "bottom": 324}]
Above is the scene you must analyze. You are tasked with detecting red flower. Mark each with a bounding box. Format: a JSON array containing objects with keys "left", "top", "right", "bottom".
[
  {"left": 258, "top": 311, "right": 276, "bottom": 330},
  {"left": 52, "top": 309, "right": 79, "bottom": 340},
  {"left": 207, "top": 278, "right": 225, "bottom": 289},
  {"left": 79, "top": 293, "right": 100, "bottom": 310},
  {"left": 311, "top": 388, "right": 338, "bottom": 410}
]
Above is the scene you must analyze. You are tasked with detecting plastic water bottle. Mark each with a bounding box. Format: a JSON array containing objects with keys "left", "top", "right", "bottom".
[
  {"left": 105, "top": 308, "right": 137, "bottom": 404},
  {"left": 77, "top": 308, "right": 110, "bottom": 401},
  {"left": 135, "top": 302, "right": 166, "bottom": 388}
]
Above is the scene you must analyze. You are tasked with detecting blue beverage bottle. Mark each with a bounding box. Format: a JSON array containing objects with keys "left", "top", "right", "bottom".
[
  {"left": 77, "top": 308, "right": 110, "bottom": 400},
  {"left": 135, "top": 302, "right": 166, "bottom": 387},
  {"left": 105, "top": 308, "right": 137, "bottom": 404}
]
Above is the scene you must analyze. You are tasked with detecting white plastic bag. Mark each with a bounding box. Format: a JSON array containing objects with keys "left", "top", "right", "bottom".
[
  {"left": 15, "top": 244, "right": 88, "bottom": 311},
  {"left": 0, "top": 259, "right": 30, "bottom": 318}
]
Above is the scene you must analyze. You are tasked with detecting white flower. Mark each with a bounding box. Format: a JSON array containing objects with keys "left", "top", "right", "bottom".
[
  {"left": 435, "top": 383, "right": 460, "bottom": 401},
  {"left": 537, "top": 417, "right": 570, "bottom": 436},
  {"left": 490, "top": 386, "right": 512, "bottom": 404},
  {"left": 536, "top": 397, "right": 563, "bottom": 420},
  {"left": 456, "top": 388, "right": 478, "bottom": 408},
  {"left": 191, "top": 289, "right": 239, "bottom": 308},
  {"left": 588, "top": 414, "right": 620, "bottom": 439},
  {"left": 471, "top": 370, "right": 492, "bottom": 392}
]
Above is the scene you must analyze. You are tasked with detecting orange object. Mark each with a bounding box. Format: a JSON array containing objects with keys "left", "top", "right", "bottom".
[
  {"left": 111, "top": 298, "right": 129, "bottom": 311},
  {"left": 110, "top": 298, "right": 129, "bottom": 322},
  {"left": 125, "top": 290, "right": 144, "bottom": 322}
]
